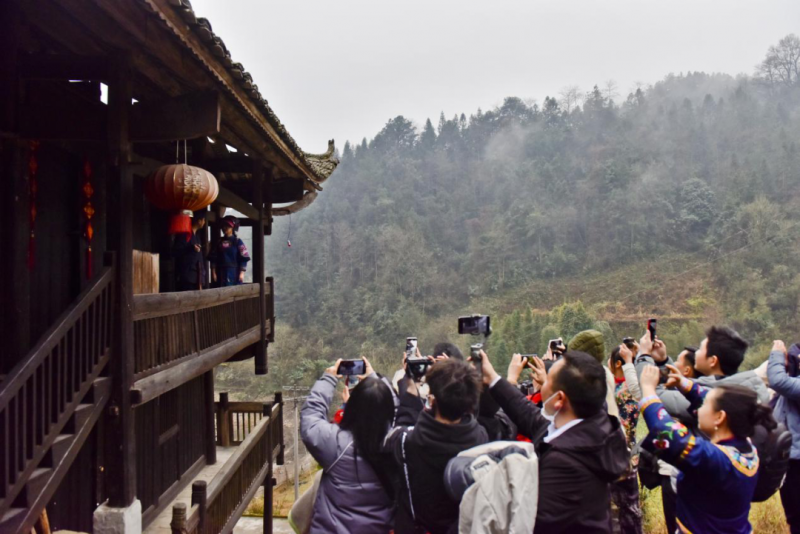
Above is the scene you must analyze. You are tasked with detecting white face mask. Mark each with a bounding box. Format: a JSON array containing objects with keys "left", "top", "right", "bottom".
[{"left": 541, "top": 391, "right": 562, "bottom": 423}]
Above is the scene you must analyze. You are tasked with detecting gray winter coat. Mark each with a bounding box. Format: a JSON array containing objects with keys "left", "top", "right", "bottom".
[
  {"left": 635, "top": 354, "right": 770, "bottom": 420},
  {"left": 300, "top": 374, "right": 394, "bottom": 534},
  {"left": 767, "top": 350, "right": 800, "bottom": 460}
]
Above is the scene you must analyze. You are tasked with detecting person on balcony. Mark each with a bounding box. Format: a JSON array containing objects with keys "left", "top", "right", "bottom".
[
  {"left": 209, "top": 215, "right": 250, "bottom": 287},
  {"left": 301, "top": 357, "right": 397, "bottom": 533},
  {"left": 171, "top": 211, "right": 207, "bottom": 291}
]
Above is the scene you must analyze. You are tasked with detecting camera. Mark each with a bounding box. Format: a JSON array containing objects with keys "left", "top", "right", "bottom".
[
  {"left": 518, "top": 380, "right": 534, "bottom": 396},
  {"left": 406, "top": 357, "right": 432, "bottom": 381},
  {"left": 548, "top": 338, "right": 566, "bottom": 356},
  {"left": 622, "top": 337, "right": 636, "bottom": 349},
  {"left": 337, "top": 359, "right": 366, "bottom": 376},
  {"left": 458, "top": 315, "right": 492, "bottom": 337}
]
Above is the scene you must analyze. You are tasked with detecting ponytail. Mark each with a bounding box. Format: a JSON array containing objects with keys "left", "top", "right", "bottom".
[
  {"left": 753, "top": 402, "right": 777, "bottom": 432},
  {"left": 715, "top": 384, "right": 776, "bottom": 438}
]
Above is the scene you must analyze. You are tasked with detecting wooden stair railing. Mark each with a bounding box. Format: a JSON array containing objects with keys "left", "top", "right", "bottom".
[
  {"left": 0, "top": 264, "right": 115, "bottom": 530},
  {"left": 172, "top": 394, "right": 283, "bottom": 534}
]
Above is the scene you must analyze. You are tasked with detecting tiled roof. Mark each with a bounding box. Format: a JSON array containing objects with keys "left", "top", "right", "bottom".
[{"left": 160, "top": 0, "right": 339, "bottom": 182}]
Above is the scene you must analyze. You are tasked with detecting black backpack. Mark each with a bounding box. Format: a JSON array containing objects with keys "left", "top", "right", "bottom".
[{"left": 750, "top": 422, "right": 792, "bottom": 502}]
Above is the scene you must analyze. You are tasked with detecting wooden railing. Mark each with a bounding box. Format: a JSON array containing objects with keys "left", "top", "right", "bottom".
[
  {"left": 0, "top": 265, "right": 114, "bottom": 515},
  {"left": 132, "top": 283, "right": 270, "bottom": 379},
  {"left": 130, "top": 282, "right": 274, "bottom": 406},
  {"left": 172, "top": 393, "right": 284, "bottom": 534},
  {"left": 215, "top": 393, "right": 268, "bottom": 446}
]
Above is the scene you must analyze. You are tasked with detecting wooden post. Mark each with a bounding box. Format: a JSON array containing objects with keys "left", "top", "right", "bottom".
[
  {"left": 0, "top": 1, "right": 28, "bottom": 373},
  {"left": 105, "top": 53, "right": 137, "bottom": 507},
  {"left": 191, "top": 481, "right": 207, "bottom": 530},
  {"left": 204, "top": 370, "right": 216, "bottom": 464},
  {"left": 218, "top": 392, "right": 231, "bottom": 447},
  {"left": 253, "top": 162, "right": 267, "bottom": 375},
  {"left": 263, "top": 403, "right": 273, "bottom": 534},
  {"left": 170, "top": 503, "right": 187, "bottom": 534},
  {"left": 274, "top": 392, "right": 284, "bottom": 465}
]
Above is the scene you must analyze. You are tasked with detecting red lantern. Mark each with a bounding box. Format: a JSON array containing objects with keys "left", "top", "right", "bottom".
[{"left": 144, "top": 164, "right": 219, "bottom": 234}]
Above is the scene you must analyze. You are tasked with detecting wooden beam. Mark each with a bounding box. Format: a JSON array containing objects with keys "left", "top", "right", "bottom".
[
  {"left": 216, "top": 186, "right": 259, "bottom": 220},
  {"left": 203, "top": 371, "right": 216, "bottom": 464},
  {"left": 253, "top": 162, "right": 267, "bottom": 375},
  {"left": 132, "top": 282, "right": 262, "bottom": 320},
  {"left": 130, "top": 91, "right": 220, "bottom": 142},
  {"left": 105, "top": 53, "right": 137, "bottom": 507},
  {"left": 130, "top": 327, "right": 261, "bottom": 406},
  {"left": 17, "top": 53, "right": 109, "bottom": 81},
  {"left": 272, "top": 191, "right": 318, "bottom": 216}
]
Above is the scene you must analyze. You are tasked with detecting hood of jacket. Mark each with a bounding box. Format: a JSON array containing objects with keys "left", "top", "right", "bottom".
[
  {"left": 697, "top": 371, "right": 771, "bottom": 404},
  {"left": 547, "top": 410, "right": 630, "bottom": 483},
  {"left": 411, "top": 410, "right": 489, "bottom": 468}
]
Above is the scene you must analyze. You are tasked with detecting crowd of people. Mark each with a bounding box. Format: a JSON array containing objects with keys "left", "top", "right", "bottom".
[{"left": 298, "top": 325, "right": 800, "bottom": 534}]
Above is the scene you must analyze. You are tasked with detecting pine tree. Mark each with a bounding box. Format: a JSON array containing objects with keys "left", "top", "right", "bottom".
[{"left": 420, "top": 118, "right": 436, "bottom": 149}]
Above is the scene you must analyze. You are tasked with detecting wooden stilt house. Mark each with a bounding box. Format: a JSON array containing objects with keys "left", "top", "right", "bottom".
[{"left": 0, "top": 0, "right": 338, "bottom": 532}]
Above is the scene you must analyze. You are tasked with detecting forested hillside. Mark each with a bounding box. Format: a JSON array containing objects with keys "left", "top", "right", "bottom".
[{"left": 219, "top": 36, "right": 800, "bottom": 395}]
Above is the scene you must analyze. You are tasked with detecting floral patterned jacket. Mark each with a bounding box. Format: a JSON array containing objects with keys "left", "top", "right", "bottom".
[{"left": 640, "top": 380, "right": 759, "bottom": 534}]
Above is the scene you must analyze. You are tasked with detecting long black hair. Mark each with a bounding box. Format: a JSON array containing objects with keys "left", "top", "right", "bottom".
[
  {"left": 714, "top": 384, "right": 777, "bottom": 438},
  {"left": 339, "top": 377, "right": 396, "bottom": 496}
]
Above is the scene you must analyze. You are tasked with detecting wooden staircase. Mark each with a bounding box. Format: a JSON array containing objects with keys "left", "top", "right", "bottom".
[
  {"left": 0, "top": 266, "right": 115, "bottom": 534},
  {"left": 0, "top": 378, "right": 110, "bottom": 533}
]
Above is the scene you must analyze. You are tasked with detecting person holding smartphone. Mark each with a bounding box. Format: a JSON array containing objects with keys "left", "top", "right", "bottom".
[{"left": 300, "top": 358, "right": 398, "bottom": 534}]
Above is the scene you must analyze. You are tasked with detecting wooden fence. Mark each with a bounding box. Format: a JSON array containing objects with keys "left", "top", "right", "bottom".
[{"left": 171, "top": 393, "right": 284, "bottom": 534}]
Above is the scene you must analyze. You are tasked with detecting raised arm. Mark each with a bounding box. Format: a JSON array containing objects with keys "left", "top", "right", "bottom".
[
  {"left": 482, "top": 352, "right": 549, "bottom": 443},
  {"left": 638, "top": 366, "right": 740, "bottom": 479},
  {"left": 767, "top": 342, "right": 800, "bottom": 401},
  {"left": 300, "top": 362, "right": 341, "bottom": 469}
]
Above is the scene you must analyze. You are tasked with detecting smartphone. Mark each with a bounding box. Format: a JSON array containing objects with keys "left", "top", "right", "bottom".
[
  {"left": 520, "top": 354, "right": 538, "bottom": 365},
  {"left": 647, "top": 319, "right": 657, "bottom": 342},
  {"left": 622, "top": 337, "right": 636, "bottom": 349},
  {"left": 458, "top": 315, "right": 492, "bottom": 336},
  {"left": 406, "top": 337, "right": 418, "bottom": 356},
  {"left": 337, "top": 359, "right": 366, "bottom": 376}
]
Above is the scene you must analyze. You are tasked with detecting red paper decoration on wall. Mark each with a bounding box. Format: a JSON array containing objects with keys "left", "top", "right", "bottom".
[
  {"left": 28, "top": 141, "right": 40, "bottom": 271},
  {"left": 82, "top": 158, "right": 95, "bottom": 280}
]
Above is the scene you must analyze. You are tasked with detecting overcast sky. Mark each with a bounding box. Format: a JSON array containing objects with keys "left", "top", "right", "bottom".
[{"left": 191, "top": 0, "right": 799, "bottom": 153}]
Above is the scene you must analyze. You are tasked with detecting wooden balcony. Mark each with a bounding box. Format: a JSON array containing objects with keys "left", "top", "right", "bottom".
[
  {"left": 142, "top": 395, "right": 284, "bottom": 534},
  {"left": 130, "top": 280, "right": 274, "bottom": 406}
]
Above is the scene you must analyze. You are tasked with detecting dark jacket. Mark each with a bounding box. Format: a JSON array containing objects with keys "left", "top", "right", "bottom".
[
  {"left": 171, "top": 231, "right": 205, "bottom": 290},
  {"left": 385, "top": 394, "right": 488, "bottom": 534},
  {"left": 490, "top": 378, "right": 630, "bottom": 534}
]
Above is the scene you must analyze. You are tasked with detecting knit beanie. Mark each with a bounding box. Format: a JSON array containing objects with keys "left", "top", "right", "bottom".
[{"left": 568, "top": 330, "right": 605, "bottom": 363}]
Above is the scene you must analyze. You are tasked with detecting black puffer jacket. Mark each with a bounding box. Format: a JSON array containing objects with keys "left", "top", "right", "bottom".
[
  {"left": 385, "top": 400, "right": 488, "bottom": 534},
  {"left": 491, "top": 378, "right": 630, "bottom": 533}
]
